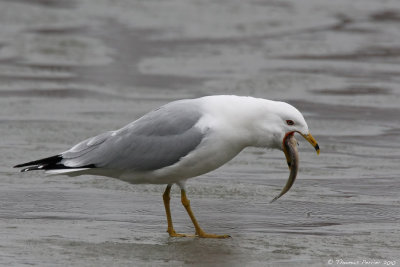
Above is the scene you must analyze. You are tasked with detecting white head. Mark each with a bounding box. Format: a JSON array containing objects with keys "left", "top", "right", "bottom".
[
  {"left": 276, "top": 102, "right": 309, "bottom": 134},
  {"left": 199, "top": 95, "right": 319, "bottom": 154},
  {"left": 246, "top": 98, "right": 319, "bottom": 155},
  {"left": 270, "top": 101, "right": 320, "bottom": 154}
]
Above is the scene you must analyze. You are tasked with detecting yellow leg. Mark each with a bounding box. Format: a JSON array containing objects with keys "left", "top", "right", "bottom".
[
  {"left": 180, "top": 189, "right": 230, "bottom": 239},
  {"left": 162, "top": 185, "right": 195, "bottom": 237}
]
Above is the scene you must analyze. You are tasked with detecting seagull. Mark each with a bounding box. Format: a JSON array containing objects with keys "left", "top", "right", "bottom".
[{"left": 14, "top": 95, "right": 319, "bottom": 238}]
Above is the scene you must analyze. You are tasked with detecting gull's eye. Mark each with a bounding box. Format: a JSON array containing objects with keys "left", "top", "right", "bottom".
[{"left": 286, "top": 120, "right": 294, "bottom": 126}]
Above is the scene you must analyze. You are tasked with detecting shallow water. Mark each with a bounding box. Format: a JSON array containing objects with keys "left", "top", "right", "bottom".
[{"left": 1, "top": 0, "right": 400, "bottom": 266}]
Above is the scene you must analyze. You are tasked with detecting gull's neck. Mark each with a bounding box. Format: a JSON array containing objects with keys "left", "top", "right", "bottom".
[{"left": 199, "top": 95, "right": 283, "bottom": 149}]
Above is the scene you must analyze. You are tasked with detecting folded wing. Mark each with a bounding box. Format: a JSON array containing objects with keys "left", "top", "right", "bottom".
[{"left": 15, "top": 100, "right": 205, "bottom": 172}]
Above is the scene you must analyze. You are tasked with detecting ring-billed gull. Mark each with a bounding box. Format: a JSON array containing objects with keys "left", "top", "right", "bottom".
[{"left": 14, "top": 95, "right": 319, "bottom": 238}]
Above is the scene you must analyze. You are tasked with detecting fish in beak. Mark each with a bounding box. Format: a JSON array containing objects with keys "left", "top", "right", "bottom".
[{"left": 271, "top": 132, "right": 319, "bottom": 203}]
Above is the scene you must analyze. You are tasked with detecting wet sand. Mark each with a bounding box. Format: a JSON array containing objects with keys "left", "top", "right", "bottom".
[{"left": 1, "top": 0, "right": 400, "bottom": 266}]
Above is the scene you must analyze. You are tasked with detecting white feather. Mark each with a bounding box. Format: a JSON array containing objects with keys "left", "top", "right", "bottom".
[{"left": 45, "top": 168, "right": 91, "bottom": 175}]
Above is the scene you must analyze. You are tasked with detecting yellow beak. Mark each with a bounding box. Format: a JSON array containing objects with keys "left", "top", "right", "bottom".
[{"left": 300, "top": 133, "right": 320, "bottom": 155}]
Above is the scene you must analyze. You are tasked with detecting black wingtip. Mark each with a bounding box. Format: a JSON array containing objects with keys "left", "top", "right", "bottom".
[
  {"left": 14, "top": 163, "right": 26, "bottom": 168},
  {"left": 13, "top": 155, "right": 63, "bottom": 169},
  {"left": 14, "top": 154, "right": 97, "bottom": 173},
  {"left": 20, "top": 166, "right": 44, "bottom": 172}
]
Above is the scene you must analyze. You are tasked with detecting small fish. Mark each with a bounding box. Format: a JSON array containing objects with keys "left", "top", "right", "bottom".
[{"left": 270, "top": 133, "right": 299, "bottom": 203}]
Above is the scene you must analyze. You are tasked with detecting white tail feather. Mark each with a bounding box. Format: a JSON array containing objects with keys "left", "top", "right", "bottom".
[{"left": 45, "top": 168, "right": 91, "bottom": 175}]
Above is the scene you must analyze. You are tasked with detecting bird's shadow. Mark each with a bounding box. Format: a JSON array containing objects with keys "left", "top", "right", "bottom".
[{"left": 38, "top": 236, "right": 242, "bottom": 265}]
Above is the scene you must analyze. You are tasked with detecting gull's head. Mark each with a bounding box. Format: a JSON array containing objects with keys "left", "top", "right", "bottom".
[{"left": 268, "top": 101, "right": 320, "bottom": 155}]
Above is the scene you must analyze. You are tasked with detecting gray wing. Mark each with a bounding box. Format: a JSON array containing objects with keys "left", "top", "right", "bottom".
[{"left": 61, "top": 100, "right": 204, "bottom": 171}]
